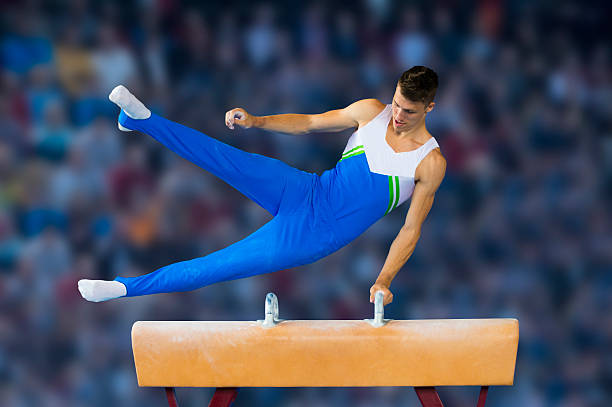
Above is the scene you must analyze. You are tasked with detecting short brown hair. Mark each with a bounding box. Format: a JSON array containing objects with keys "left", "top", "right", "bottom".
[{"left": 397, "top": 66, "right": 438, "bottom": 105}]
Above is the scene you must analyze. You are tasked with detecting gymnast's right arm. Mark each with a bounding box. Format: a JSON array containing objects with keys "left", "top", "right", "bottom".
[{"left": 225, "top": 99, "right": 384, "bottom": 135}]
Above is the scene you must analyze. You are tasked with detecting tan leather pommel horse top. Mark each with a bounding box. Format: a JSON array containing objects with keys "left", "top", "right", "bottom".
[{"left": 131, "top": 293, "right": 518, "bottom": 388}]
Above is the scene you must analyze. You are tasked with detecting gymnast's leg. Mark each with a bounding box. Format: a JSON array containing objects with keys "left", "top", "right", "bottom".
[
  {"left": 79, "top": 215, "right": 312, "bottom": 301},
  {"left": 107, "top": 85, "right": 310, "bottom": 217},
  {"left": 78, "top": 86, "right": 318, "bottom": 301}
]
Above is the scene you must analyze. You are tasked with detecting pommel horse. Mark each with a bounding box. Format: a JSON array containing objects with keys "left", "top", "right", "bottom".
[{"left": 130, "top": 292, "right": 519, "bottom": 406}]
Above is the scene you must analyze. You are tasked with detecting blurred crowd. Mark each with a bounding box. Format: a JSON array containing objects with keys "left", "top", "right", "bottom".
[{"left": 0, "top": 0, "right": 610, "bottom": 406}]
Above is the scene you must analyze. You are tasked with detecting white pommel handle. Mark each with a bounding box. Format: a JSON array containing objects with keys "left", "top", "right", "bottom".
[
  {"left": 259, "top": 292, "right": 284, "bottom": 328},
  {"left": 365, "top": 290, "right": 391, "bottom": 327},
  {"left": 374, "top": 291, "right": 384, "bottom": 325}
]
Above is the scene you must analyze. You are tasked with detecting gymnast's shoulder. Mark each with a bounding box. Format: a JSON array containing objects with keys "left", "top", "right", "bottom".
[
  {"left": 416, "top": 147, "right": 446, "bottom": 186},
  {"left": 342, "top": 98, "right": 386, "bottom": 128}
]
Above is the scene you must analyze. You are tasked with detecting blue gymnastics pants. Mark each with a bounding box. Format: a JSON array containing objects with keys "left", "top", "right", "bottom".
[{"left": 113, "top": 111, "right": 338, "bottom": 297}]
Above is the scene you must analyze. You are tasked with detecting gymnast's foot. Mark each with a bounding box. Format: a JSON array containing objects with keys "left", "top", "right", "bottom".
[
  {"left": 78, "top": 279, "right": 127, "bottom": 302},
  {"left": 108, "top": 85, "right": 151, "bottom": 131}
]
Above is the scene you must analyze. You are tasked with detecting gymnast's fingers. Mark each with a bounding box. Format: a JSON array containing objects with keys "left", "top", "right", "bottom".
[
  {"left": 225, "top": 109, "right": 236, "bottom": 130},
  {"left": 233, "top": 109, "right": 250, "bottom": 128},
  {"left": 370, "top": 284, "right": 393, "bottom": 305},
  {"left": 234, "top": 110, "right": 245, "bottom": 120}
]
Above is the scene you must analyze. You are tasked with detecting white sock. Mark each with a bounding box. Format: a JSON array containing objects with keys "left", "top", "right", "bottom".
[
  {"left": 78, "top": 279, "right": 127, "bottom": 302},
  {"left": 108, "top": 85, "right": 151, "bottom": 132}
]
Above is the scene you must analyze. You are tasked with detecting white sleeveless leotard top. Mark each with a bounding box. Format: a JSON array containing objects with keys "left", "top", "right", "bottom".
[{"left": 339, "top": 104, "right": 440, "bottom": 209}]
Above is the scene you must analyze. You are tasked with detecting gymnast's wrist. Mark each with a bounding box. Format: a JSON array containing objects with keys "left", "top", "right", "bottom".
[
  {"left": 374, "top": 277, "right": 391, "bottom": 288},
  {"left": 252, "top": 115, "right": 264, "bottom": 128}
]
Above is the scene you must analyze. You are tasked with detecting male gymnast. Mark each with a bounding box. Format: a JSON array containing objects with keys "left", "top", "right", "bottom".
[{"left": 78, "top": 65, "right": 446, "bottom": 306}]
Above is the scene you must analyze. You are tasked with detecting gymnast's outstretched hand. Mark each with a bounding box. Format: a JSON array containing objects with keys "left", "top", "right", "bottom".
[
  {"left": 370, "top": 283, "right": 393, "bottom": 306},
  {"left": 225, "top": 107, "right": 255, "bottom": 130}
]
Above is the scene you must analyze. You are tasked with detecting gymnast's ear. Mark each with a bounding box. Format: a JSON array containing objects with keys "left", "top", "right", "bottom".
[{"left": 425, "top": 102, "right": 435, "bottom": 114}]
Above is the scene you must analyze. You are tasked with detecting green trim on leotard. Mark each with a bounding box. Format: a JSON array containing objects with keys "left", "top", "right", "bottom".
[
  {"left": 339, "top": 145, "right": 365, "bottom": 162},
  {"left": 384, "top": 175, "right": 400, "bottom": 215}
]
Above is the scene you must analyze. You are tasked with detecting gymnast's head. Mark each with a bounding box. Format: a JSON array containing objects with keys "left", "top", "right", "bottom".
[{"left": 392, "top": 66, "right": 438, "bottom": 131}]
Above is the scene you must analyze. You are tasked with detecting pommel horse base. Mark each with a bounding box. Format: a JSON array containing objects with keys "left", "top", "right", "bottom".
[{"left": 131, "top": 292, "right": 519, "bottom": 406}]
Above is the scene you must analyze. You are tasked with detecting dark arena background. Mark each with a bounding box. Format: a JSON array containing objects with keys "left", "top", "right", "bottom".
[{"left": 0, "top": 0, "right": 610, "bottom": 406}]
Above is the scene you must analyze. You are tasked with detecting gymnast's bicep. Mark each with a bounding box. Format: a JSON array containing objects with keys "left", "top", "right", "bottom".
[
  {"left": 308, "top": 98, "right": 385, "bottom": 133},
  {"left": 403, "top": 152, "right": 446, "bottom": 233}
]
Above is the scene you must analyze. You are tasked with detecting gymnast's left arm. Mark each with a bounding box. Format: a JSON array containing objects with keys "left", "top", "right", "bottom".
[{"left": 370, "top": 151, "right": 446, "bottom": 305}]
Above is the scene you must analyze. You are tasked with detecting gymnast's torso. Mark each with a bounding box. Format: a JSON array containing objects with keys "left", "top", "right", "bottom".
[{"left": 317, "top": 103, "right": 440, "bottom": 248}]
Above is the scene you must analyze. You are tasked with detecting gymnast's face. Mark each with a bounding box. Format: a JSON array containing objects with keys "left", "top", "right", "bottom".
[{"left": 391, "top": 85, "right": 434, "bottom": 132}]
